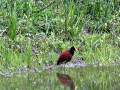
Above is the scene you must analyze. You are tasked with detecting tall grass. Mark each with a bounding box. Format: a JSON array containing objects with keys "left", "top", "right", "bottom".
[
  {"left": 0, "top": 0, "right": 119, "bottom": 70},
  {"left": 7, "top": 0, "right": 17, "bottom": 40}
]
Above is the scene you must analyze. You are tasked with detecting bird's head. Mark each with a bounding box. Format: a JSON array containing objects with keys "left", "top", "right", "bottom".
[
  {"left": 69, "top": 46, "right": 81, "bottom": 54},
  {"left": 70, "top": 46, "right": 76, "bottom": 51},
  {"left": 69, "top": 46, "right": 76, "bottom": 55}
]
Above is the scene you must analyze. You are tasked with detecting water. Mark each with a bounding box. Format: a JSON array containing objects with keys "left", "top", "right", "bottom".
[{"left": 0, "top": 65, "right": 120, "bottom": 90}]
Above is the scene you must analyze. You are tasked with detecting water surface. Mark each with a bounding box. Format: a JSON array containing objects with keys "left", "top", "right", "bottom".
[{"left": 0, "top": 65, "right": 120, "bottom": 90}]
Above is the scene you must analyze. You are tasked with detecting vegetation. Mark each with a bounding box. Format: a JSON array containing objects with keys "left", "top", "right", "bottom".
[{"left": 0, "top": 0, "right": 120, "bottom": 71}]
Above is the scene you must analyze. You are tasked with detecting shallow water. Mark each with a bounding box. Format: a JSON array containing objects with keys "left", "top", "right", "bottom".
[{"left": 0, "top": 65, "right": 120, "bottom": 90}]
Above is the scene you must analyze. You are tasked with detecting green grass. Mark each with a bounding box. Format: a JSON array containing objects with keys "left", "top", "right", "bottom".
[
  {"left": 0, "top": 0, "right": 120, "bottom": 70},
  {"left": 0, "top": 33, "right": 119, "bottom": 71}
]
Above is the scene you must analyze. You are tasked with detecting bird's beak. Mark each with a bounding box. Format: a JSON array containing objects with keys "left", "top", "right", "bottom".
[{"left": 76, "top": 48, "right": 80, "bottom": 51}]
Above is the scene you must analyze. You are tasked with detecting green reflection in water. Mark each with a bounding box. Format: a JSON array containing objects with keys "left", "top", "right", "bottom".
[{"left": 0, "top": 65, "right": 120, "bottom": 90}]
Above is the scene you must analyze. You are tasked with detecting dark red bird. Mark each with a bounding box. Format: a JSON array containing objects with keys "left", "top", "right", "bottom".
[
  {"left": 57, "top": 73, "right": 76, "bottom": 90},
  {"left": 57, "top": 46, "right": 76, "bottom": 65}
]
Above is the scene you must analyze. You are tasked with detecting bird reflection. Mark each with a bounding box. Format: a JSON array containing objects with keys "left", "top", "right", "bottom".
[{"left": 57, "top": 73, "right": 76, "bottom": 90}]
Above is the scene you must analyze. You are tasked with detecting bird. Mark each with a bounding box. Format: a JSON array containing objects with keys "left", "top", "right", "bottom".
[
  {"left": 57, "top": 46, "right": 76, "bottom": 65},
  {"left": 57, "top": 73, "right": 76, "bottom": 90}
]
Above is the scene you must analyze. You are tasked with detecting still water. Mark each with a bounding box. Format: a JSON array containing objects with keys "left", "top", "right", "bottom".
[{"left": 0, "top": 65, "right": 120, "bottom": 90}]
